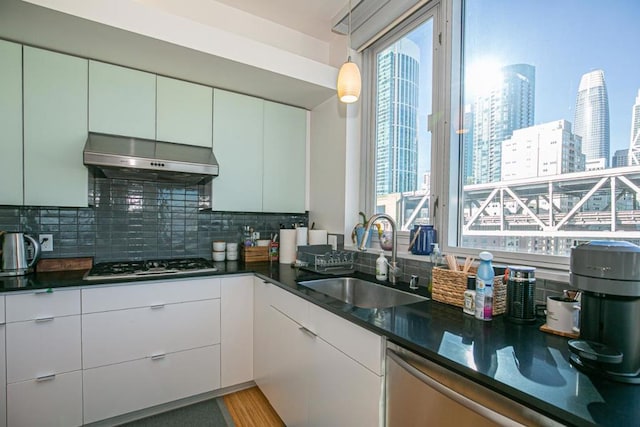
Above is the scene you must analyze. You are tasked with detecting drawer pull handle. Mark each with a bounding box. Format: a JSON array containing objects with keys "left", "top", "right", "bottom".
[
  {"left": 299, "top": 326, "right": 317, "bottom": 338},
  {"left": 34, "top": 289, "right": 53, "bottom": 295},
  {"left": 36, "top": 374, "right": 56, "bottom": 382},
  {"left": 151, "top": 353, "right": 166, "bottom": 360},
  {"left": 150, "top": 304, "right": 165, "bottom": 309},
  {"left": 35, "top": 316, "right": 54, "bottom": 323}
]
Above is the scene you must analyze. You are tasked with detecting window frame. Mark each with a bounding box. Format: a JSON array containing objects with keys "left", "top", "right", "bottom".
[
  {"left": 361, "top": 0, "right": 571, "bottom": 279},
  {"left": 361, "top": 0, "right": 445, "bottom": 251}
]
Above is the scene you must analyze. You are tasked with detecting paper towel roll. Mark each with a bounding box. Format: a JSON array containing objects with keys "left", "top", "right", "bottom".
[
  {"left": 296, "top": 227, "right": 308, "bottom": 247},
  {"left": 308, "top": 230, "right": 328, "bottom": 245},
  {"left": 279, "top": 229, "right": 297, "bottom": 264}
]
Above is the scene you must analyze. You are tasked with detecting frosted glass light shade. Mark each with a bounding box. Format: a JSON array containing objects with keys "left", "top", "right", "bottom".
[{"left": 337, "top": 60, "right": 361, "bottom": 103}]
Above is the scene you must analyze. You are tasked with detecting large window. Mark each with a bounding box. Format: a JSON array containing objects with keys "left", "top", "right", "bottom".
[{"left": 366, "top": 0, "right": 640, "bottom": 267}]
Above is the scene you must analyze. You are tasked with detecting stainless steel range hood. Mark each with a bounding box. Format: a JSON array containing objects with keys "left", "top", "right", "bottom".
[{"left": 83, "top": 132, "right": 219, "bottom": 185}]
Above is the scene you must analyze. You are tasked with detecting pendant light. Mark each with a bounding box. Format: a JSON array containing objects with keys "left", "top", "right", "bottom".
[{"left": 337, "top": 0, "right": 361, "bottom": 103}]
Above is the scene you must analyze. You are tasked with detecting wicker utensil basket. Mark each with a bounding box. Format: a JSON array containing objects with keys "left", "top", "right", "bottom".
[{"left": 432, "top": 266, "right": 506, "bottom": 315}]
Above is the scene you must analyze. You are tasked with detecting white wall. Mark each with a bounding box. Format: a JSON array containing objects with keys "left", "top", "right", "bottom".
[
  {"left": 309, "top": 96, "right": 347, "bottom": 233},
  {"left": 137, "top": 0, "right": 333, "bottom": 65}
]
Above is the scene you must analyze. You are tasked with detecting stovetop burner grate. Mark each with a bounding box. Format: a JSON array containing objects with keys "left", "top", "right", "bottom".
[{"left": 84, "top": 257, "right": 217, "bottom": 280}]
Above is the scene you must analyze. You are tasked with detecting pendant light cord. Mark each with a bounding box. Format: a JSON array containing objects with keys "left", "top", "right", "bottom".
[{"left": 347, "top": 0, "right": 352, "bottom": 61}]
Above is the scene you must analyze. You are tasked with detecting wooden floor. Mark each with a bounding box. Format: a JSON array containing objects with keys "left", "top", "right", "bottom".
[{"left": 223, "top": 386, "right": 285, "bottom": 427}]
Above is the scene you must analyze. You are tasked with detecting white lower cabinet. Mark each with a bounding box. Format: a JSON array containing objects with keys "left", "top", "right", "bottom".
[
  {"left": 80, "top": 278, "right": 222, "bottom": 424},
  {"left": 220, "top": 276, "right": 254, "bottom": 388},
  {"left": 268, "top": 306, "right": 311, "bottom": 427},
  {"left": 82, "top": 299, "right": 220, "bottom": 369},
  {"left": 308, "top": 337, "right": 382, "bottom": 427},
  {"left": 7, "top": 371, "right": 83, "bottom": 427},
  {"left": 253, "top": 277, "right": 272, "bottom": 392},
  {"left": 83, "top": 345, "right": 220, "bottom": 424},
  {"left": 0, "top": 296, "right": 6, "bottom": 427},
  {"left": 256, "top": 281, "right": 385, "bottom": 427},
  {"left": 5, "top": 290, "right": 81, "bottom": 427},
  {"left": 6, "top": 316, "right": 81, "bottom": 383}
]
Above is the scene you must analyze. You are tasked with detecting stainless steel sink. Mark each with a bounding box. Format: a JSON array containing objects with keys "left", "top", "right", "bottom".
[{"left": 298, "top": 277, "right": 428, "bottom": 309}]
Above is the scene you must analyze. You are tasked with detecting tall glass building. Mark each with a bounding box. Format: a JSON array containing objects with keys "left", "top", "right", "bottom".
[
  {"left": 629, "top": 89, "right": 640, "bottom": 166},
  {"left": 574, "top": 69, "right": 610, "bottom": 169},
  {"left": 471, "top": 64, "right": 535, "bottom": 184},
  {"left": 375, "top": 39, "right": 420, "bottom": 195}
]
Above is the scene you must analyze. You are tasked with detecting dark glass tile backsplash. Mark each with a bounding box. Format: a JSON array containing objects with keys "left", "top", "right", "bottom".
[{"left": 0, "top": 178, "right": 307, "bottom": 262}]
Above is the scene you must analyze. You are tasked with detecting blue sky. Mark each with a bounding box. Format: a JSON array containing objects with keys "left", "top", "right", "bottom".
[
  {"left": 465, "top": 0, "right": 640, "bottom": 156},
  {"left": 398, "top": 1, "right": 640, "bottom": 178}
]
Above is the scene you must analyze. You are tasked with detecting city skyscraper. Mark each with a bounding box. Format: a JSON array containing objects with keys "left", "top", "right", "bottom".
[
  {"left": 573, "top": 70, "right": 610, "bottom": 169},
  {"left": 612, "top": 149, "right": 629, "bottom": 167},
  {"left": 629, "top": 89, "right": 640, "bottom": 166},
  {"left": 501, "top": 120, "right": 584, "bottom": 180},
  {"left": 375, "top": 39, "right": 420, "bottom": 195},
  {"left": 471, "top": 64, "right": 535, "bottom": 184}
]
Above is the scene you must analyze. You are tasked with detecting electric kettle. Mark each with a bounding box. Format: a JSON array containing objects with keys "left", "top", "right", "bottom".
[{"left": 0, "top": 232, "right": 42, "bottom": 276}]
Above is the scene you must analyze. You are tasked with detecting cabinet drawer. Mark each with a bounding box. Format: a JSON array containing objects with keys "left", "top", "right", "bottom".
[
  {"left": 309, "top": 303, "right": 384, "bottom": 376},
  {"left": 82, "top": 277, "right": 221, "bottom": 313},
  {"left": 83, "top": 345, "right": 221, "bottom": 424},
  {"left": 270, "top": 283, "right": 308, "bottom": 324},
  {"left": 6, "top": 289, "right": 80, "bottom": 322},
  {"left": 0, "top": 323, "right": 6, "bottom": 427},
  {"left": 7, "top": 370, "right": 82, "bottom": 427},
  {"left": 83, "top": 299, "right": 221, "bottom": 369},
  {"left": 6, "top": 315, "right": 81, "bottom": 383}
]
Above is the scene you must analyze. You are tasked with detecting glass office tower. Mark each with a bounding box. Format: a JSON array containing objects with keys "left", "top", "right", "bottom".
[
  {"left": 471, "top": 64, "right": 535, "bottom": 184},
  {"left": 629, "top": 89, "right": 640, "bottom": 166},
  {"left": 574, "top": 69, "right": 610, "bottom": 169},
  {"left": 375, "top": 39, "right": 420, "bottom": 195}
]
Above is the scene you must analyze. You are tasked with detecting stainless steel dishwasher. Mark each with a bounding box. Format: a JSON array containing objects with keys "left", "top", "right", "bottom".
[{"left": 386, "top": 343, "right": 562, "bottom": 426}]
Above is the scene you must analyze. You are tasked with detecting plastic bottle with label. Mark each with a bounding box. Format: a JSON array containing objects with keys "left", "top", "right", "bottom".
[
  {"left": 376, "top": 251, "right": 388, "bottom": 281},
  {"left": 475, "top": 251, "right": 495, "bottom": 321},
  {"left": 463, "top": 275, "right": 476, "bottom": 316}
]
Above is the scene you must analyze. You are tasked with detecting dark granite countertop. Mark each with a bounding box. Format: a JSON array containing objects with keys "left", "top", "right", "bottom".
[{"left": 1, "top": 261, "right": 637, "bottom": 426}]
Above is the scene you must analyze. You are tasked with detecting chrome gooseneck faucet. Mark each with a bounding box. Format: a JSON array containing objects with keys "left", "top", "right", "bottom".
[{"left": 358, "top": 213, "right": 400, "bottom": 284}]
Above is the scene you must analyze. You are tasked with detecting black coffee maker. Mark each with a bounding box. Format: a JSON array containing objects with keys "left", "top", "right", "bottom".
[{"left": 568, "top": 241, "right": 640, "bottom": 384}]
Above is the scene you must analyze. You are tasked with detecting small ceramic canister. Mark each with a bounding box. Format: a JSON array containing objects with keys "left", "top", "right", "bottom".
[
  {"left": 212, "top": 251, "right": 226, "bottom": 262},
  {"left": 213, "top": 241, "right": 226, "bottom": 252}
]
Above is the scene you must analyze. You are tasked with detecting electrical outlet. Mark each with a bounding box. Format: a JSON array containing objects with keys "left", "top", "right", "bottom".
[{"left": 39, "top": 234, "right": 53, "bottom": 252}]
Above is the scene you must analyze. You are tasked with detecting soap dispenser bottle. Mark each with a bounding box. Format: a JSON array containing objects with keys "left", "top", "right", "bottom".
[
  {"left": 430, "top": 243, "right": 443, "bottom": 266},
  {"left": 376, "top": 251, "right": 388, "bottom": 281}
]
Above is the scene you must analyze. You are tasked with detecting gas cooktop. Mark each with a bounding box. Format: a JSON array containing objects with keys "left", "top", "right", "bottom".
[{"left": 84, "top": 257, "right": 217, "bottom": 280}]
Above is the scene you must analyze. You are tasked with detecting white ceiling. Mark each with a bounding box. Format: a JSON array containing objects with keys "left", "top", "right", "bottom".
[{"left": 213, "top": 0, "right": 348, "bottom": 42}]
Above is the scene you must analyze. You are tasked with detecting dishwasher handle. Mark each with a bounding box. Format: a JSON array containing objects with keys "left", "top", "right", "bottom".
[{"left": 387, "top": 349, "right": 523, "bottom": 427}]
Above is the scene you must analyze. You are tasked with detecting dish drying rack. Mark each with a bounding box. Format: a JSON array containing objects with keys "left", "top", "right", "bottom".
[{"left": 295, "top": 245, "right": 356, "bottom": 274}]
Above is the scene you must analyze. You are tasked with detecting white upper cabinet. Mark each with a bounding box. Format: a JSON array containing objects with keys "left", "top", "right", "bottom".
[
  {"left": 157, "top": 76, "right": 213, "bottom": 147},
  {"left": 0, "top": 40, "right": 22, "bottom": 205},
  {"left": 89, "top": 61, "right": 156, "bottom": 139},
  {"left": 213, "top": 90, "right": 307, "bottom": 213},
  {"left": 263, "top": 101, "right": 307, "bottom": 213},
  {"left": 212, "top": 89, "right": 264, "bottom": 212},
  {"left": 23, "top": 47, "right": 88, "bottom": 207}
]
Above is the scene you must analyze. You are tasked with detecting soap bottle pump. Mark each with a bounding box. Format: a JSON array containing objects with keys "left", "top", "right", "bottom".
[
  {"left": 376, "top": 251, "right": 388, "bottom": 281},
  {"left": 430, "top": 243, "right": 443, "bottom": 266}
]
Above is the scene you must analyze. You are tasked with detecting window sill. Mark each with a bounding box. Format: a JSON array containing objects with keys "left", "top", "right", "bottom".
[{"left": 344, "top": 244, "right": 571, "bottom": 283}]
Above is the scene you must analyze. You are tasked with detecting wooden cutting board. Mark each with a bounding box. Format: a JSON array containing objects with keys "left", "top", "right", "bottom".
[
  {"left": 37, "top": 257, "right": 93, "bottom": 272},
  {"left": 540, "top": 323, "right": 579, "bottom": 339}
]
